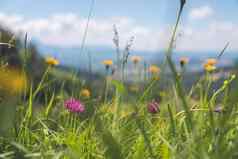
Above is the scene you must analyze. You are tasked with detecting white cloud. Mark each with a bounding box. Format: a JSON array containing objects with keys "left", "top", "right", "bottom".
[
  {"left": 189, "top": 6, "right": 214, "bottom": 20},
  {"left": 177, "top": 21, "right": 238, "bottom": 51},
  {"left": 0, "top": 13, "right": 169, "bottom": 51},
  {"left": 0, "top": 12, "right": 237, "bottom": 52}
]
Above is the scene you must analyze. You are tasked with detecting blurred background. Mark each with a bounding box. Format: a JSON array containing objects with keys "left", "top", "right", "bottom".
[{"left": 0, "top": 0, "right": 237, "bottom": 75}]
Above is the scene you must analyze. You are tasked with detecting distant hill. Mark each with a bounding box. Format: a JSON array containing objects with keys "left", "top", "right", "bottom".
[
  {"left": 37, "top": 43, "right": 156, "bottom": 72},
  {"left": 36, "top": 42, "right": 237, "bottom": 73}
]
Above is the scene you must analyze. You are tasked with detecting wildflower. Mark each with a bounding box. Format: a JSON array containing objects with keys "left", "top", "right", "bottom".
[
  {"left": 206, "top": 58, "right": 217, "bottom": 66},
  {"left": 64, "top": 98, "right": 85, "bottom": 113},
  {"left": 214, "top": 105, "right": 224, "bottom": 113},
  {"left": 0, "top": 68, "right": 27, "bottom": 95},
  {"left": 204, "top": 63, "right": 216, "bottom": 72},
  {"left": 148, "top": 65, "right": 160, "bottom": 74},
  {"left": 179, "top": 57, "right": 189, "bottom": 67},
  {"left": 203, "top": 58, "right": 217, "bottom": 72},
  {"left": 102, "top": 60, "right": 113, "bottom": 69},
  {"left": 131, "top": 56, "right": 142, "bottom": 64},
  {"left": 45, "top": 57, "right": 59, "bottom": 66},
  {"left": 80, "top": 89, "right": 91, "bottom": 98},
  {"left": 12, "top": 74, "right": 27, "bottom": 94},
  {"left": 147, "top": 100, "right": 160, "bottom": 114}
]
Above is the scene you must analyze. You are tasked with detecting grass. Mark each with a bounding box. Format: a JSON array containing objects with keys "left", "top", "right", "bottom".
[{"left": 1, "top": 0, "right": 238, "bottom": 158}]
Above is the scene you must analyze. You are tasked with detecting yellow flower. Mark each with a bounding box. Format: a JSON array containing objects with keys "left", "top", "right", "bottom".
[
  {"left": 206, "top": 58, "right": 217, "bottom": 66},
  {"left": 102, "top": 60, "right": 113, "bottom": 68},
  {"left": 204, "top": 63, "right": 216, "bottom": 72},
  {"left": 131, "top": 56, "right": 142, "bottom": 64},
  {"left": 203, "top": 58, "right": 217, "bottom": 72},
  {"left": 148, "top": 65, "right": 160, "bottom": 74},
  {"left": 0, "top": 68, "right": 27, "bottom": 95},
  {"left": 45, "top": 57, "right": 59, "bottom": 66},
  {"left": 179, "top": 57, "right": 189, "bottom": 66},
  {"left": 80, "top": 89, "right": 91, "bottom": 98}
]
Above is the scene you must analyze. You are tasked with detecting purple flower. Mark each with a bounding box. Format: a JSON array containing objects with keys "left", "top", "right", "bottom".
[
  {"left": 64, "top": 98, "right": 85, "bottom": 113},
  {"left": 214, "top": 106, "right": 224, "bottom": 113},
  {"left": 147, "top": 101, "right": 160, "bottom": 114}
]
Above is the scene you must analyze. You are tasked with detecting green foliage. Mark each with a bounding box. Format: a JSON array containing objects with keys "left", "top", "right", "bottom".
[{"left": 1, "top": 0, "right": 238, "bottom": 159}]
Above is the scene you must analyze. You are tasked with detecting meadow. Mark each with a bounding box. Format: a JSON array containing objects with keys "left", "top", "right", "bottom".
[{"left": 1, "top": 0, "right": 238, "bottom": 159}]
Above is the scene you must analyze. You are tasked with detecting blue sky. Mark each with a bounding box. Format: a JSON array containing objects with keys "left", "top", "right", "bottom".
[
  {"left": 1, "top": 0, "right": 237, "bottom": 24},
  {"left": 0, "top": 0, "right": 238, "bottom": 51}
]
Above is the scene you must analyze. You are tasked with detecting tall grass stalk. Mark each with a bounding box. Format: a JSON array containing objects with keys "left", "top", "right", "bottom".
[
  {"left": 79, "top": 0, "right": 95, "bottom": 55},
  {"left": 164, "top": 0, "right": 193, "bottom": 131},
  {"left": 104, "top": 69, "right": 110, "bottom": 104}
]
